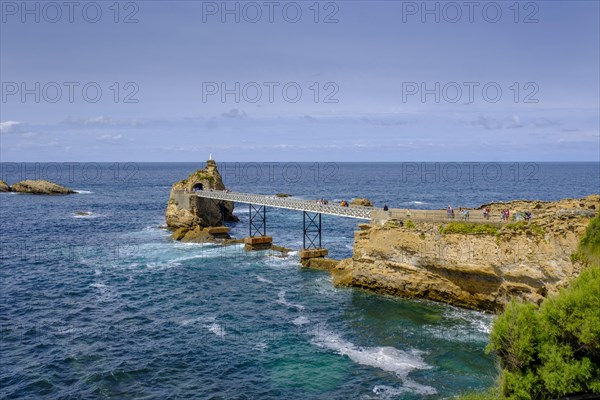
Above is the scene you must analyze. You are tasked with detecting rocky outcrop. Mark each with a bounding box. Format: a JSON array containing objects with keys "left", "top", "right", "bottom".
[
  {"left": 350, "top": 198, "right": 373, "bottom": 207},
  {"left": 165, "top": 160, "right": 238, "bottom": 242},
  {"left": 334, "top": 195, "right": 600, "bottom": 312},
  {"left": 0, "top": 180, "right": 10, "bottom": 192},
  {"left": 10, "top": 180, "right": 75, "bottom": 194}
]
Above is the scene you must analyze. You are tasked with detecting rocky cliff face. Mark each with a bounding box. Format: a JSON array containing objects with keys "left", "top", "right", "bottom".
[
  {"left": 165, "top": 160, "right": 238, "bottom": 242},
  {"left": 333, "top": 195, "right": 599, "bottom": 312}
]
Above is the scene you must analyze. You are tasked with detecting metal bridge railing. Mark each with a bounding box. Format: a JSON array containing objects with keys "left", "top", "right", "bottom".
[{"left": 183, "top": 190, "right": 373, "bottom": 220}]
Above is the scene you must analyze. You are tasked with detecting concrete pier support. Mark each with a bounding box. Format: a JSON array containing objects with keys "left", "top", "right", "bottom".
[
  {"left": 299, "top": 248, "right": 328, "bottom": 260},
  {"left": 206, "top": 226, "right": 230, "bottom": 239},
  {"left": 244, "top": 235, "right": 273, "bottom": 251}
]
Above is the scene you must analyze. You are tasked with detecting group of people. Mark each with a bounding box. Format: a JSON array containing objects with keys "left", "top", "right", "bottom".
[
  {"left": 483, "top": 207, "right": 491, "bottom": 219},
  {"left": 444, "top": 206, "right": 534, "bottom": 223},
  {"left": 487, "top": 208, "right": 533, "bottom": 222},
  {"left": 446, "top": 206, "right": 470, "bottom": 220},
  {"left": 316, "top": 198, "right": 329, "bottom": 205},
  {"left": 513, "top": 210, "right": 533, "bottom": 222},
  {"left": 339, "top": 200, "right": 349, "bottom": 207}
]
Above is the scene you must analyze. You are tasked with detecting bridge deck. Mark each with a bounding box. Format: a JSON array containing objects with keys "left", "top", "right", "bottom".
[
  {"left": 189, "top": 190, "right": 373, "bottom": 219},
  {"left": 188, "top": 190, "right": 558, "bottom": 224}
]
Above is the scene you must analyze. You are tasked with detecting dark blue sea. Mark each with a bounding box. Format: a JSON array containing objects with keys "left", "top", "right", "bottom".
[{"left": 1, "top": 162, "right": 598, "bottom": 399}]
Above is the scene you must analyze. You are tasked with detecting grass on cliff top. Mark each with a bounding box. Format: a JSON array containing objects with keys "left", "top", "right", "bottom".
[
  {"left": 439, "top": 222, "right": 499, "bottom": 235},
  {"left": 438, "top": 221, "right": 545, "bottom": 237},
  {"left": 502, "top": 221, "right": 545, "bottom": 238}
]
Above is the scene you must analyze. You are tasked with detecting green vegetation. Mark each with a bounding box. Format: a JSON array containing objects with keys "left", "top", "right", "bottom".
[
  {"left": 405, "top": 220, "right": 416, "bottom": 229},
  {"left": 486, "top": 266, "right": 600, "bottom": 398},
  {"left": 439, "top": 222, "right": 499, "bottom": 235},
  {"left": 193, "top": 171, "right": 214, "bottom": 182},
  {"left": 576, "top": 213, "right": 600, "bottom": 266},
  {"left": 503, "top": 221, "right": 545, "bottom": 238},
  {"left": 456, "top": 388, "right": 501, "bottom": 400},
  {"left": 460, "top": 215, "right": 600, "bottom": 400}
]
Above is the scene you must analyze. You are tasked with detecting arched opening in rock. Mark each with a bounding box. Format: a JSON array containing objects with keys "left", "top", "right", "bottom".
[{"left": 192, "top": 183, "right": 204, "bottom": 191}]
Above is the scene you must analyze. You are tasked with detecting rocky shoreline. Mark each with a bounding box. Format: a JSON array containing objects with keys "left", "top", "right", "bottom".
[{"left": 330, "top": 195, "right": 599, "bottom": 312}]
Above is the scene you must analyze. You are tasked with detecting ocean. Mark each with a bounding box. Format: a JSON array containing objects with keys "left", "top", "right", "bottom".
[{"left": 1, "top": 162, "right": 598, "bottom": 399}]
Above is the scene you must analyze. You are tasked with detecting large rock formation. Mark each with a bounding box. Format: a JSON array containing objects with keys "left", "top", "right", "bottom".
[
  {"left": 10, "top": 180, "right": 75, "bottom": 194},
  {"left": 0, "top": 180, "right": 10, "bottom": 192},
  {"left": 165, "top": 160, "right": 238, "bottom": 242},
  {"left": 333, "top": 195, "right": 600, "bottom": 312}
]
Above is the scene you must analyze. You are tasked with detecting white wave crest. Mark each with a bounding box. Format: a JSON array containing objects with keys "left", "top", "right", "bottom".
[
  {"left": 292, "top": 316, "right": 310, "bottom": 326},
  {"left": 208, "top": 323, "right": 226, "bottom": 337},
  {"left": 312, "top": 328, "right": 436, "bottom": 395},
  {"left": 256, "top": 275, "right": 274, "bottom": 284},
  {"left": 276, "top": 290, "right": 305, "bottom": 311}
]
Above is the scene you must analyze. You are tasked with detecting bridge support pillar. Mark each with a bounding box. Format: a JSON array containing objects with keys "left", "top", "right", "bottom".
[
  {"left": 301, "top": 211, "right": 328, "bottom": 260},
  {"left": 249, "top": 204, "right": 266, "bottom": 237},
  {"left": 244, "top": 235, "right": 272, "bottom": 251},
  {"left": 299, "top": 248, "right": 328, "bottom": 260},
  {"left": 245, "top": 204, "right": 271, "bottom": 250}
]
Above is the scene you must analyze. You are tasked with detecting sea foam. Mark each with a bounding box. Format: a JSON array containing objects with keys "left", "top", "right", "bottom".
[
  {"left": 276, "top": 290, "right": 305, "bottom": 311},
  {"left": 312, "top": 328, "right": 437, "bottom": 395}
]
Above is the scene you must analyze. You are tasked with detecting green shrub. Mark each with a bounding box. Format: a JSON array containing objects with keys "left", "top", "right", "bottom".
[
  {"left": 505, "top": 221, "right": 528, "bottom": 232},
  {"left": 578, "top": 214, "right": 600, "bottom": 266},
  {"left": 530, "top": 224, "right": 545, "bottom": 238},
  {"left": 487, "top": 265, "right": 600, "bottom": 399},
  {"left": 439, "top": 222, "right": 499, "bottom": 235},
  {"left": 456, "top": 387, "right": 502, "bottom": 400},
  {"left": 405, "top": 220, "right": 416, "bottom": 229}
]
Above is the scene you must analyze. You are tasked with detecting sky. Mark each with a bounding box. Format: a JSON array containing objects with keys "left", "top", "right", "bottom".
[{"left": 1, "top": 0, "right": 599, "bottom": 162}]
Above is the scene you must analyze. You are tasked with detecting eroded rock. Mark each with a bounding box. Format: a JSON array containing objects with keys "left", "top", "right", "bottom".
[
  {"left": 165, "top": 160, "right": 237, "bottom": 241},
  {"left": 0, "top": 180, "right": 10, "bottom": 192},
  {"left": 10, "top": 180, "right": 75, "bottom": 195},
  {"left": 336, "top": 195, "right": 600, "bottom": 312}
]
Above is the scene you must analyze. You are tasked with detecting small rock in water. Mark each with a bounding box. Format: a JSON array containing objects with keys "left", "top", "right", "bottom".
[
  {"left": 350, "top": 197, "right": 373, "bottom": 207},
  {"left": 75, "top": 211, "right": 93, "bottom": 216},
  {"left": 0, "top": 180, "right": 11, "bottom": 192}
]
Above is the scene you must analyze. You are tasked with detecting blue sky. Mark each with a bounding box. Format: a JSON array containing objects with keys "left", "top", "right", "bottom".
[{"left": 1, "top": 0, "right": 599, "bottom": 161}]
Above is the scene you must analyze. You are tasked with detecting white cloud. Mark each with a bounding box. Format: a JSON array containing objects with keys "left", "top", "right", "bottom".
[
  {"left": 0, "top": 121, "right": 22, "bottom": 134},
  {"left": 98, "top": 133, "right": 123, "bottom": 141},
  {"left": 221, "top": 109, "right": 247, "bottom": 119},
  {"left": 62, "top": 116, "right": 145, "bottom": 127}
]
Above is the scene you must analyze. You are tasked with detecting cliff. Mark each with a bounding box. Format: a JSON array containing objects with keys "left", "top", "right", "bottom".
[
  {"left": 333, "top": 195, "right": 600, "bottom": 312},
  {"left": 165, "top": 160, "right": 238, "bottom": 242}
]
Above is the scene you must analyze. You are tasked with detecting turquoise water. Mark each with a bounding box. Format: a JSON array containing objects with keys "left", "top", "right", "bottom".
[{"left": 1, "top": 162, "right": 598, "bottom": 398}]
